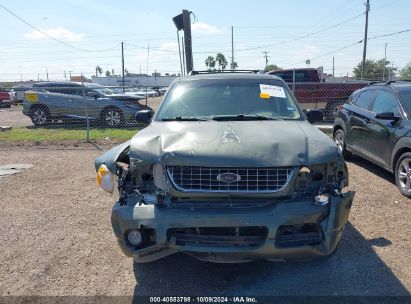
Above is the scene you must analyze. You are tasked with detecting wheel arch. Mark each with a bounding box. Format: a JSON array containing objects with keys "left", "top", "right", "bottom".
[
  {"left": 333, "top": 118, "right": 346, "bottom": 136},
  {"left": 29, "top": 103, "right": 50, "bottom": 115},
  {"left": 392, "top": 137, "right": 411, "bottom": 172}
]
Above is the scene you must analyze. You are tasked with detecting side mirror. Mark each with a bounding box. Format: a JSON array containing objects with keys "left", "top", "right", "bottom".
[
  {"left": 135, "top": 110, "right": 154, "bottom": 124},
  {"left": 305, "top": 109, "right": 324, "bottom": 124},
  {"left": 375, "top": 112, "right": 401, "bottom": 122}
]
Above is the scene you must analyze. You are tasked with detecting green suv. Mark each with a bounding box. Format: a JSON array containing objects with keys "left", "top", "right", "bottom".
[{"left": 95, "top": 71, "right": 354, "bottom": 263}]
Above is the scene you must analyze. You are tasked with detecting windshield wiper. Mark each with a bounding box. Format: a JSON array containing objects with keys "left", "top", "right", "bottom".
[
  {"left": 161, "top": 116, "right": 208, "bottom": 121},
  {"left": 212, "top": 114, "right": 279, "bottom": 121}
]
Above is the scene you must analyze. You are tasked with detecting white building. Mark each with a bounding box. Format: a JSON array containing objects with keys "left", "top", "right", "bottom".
[{"left": 91, "top": 75, "right": 177, "bottom": 87}]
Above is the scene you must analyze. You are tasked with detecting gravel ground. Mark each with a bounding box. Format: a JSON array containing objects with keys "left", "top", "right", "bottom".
[{"left": 0, "top": 144, "right": 409, "bottom": 297}]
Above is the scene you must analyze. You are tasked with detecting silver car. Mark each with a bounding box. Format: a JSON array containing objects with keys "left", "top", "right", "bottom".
[{"left": 22, "top": 83, "right": 152, "bottom": 126}]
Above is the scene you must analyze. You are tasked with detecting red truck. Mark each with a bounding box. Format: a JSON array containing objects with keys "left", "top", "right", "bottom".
[
  {"left": 0, "top": 88, "right": 11, "bottom": 108},
  {"left": 267, "top": 68, "right": 368, "bottom": 121}
]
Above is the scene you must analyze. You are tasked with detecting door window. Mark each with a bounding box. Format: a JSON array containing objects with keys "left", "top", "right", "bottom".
[
  {"left": 354, "top": 90, "right": 376, "bottom": 110},
  {"left": 372, "top": 91, "right": 400, "bottom": 116}
]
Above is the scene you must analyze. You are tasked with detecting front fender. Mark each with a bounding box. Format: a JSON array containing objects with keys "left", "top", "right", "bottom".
[
  {"left": 95, "top": 140, "right": 131, "bottom": 174},
  {"left": 391, "top": 136, "right": 411, "bottom": 171}
]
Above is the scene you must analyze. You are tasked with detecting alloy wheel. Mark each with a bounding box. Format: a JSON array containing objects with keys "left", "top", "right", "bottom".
[
  {"left": 105, "top": 110, "right": 121, "bottom": 126},
  {"left": 398, "top": 157, "right": 411, "bottom": 194},
  {"left": 334, "top": 131, "right": 344, "bottom": 154},
  {"left": 32, "top": 109, "right": 47, "bottom": 125}
]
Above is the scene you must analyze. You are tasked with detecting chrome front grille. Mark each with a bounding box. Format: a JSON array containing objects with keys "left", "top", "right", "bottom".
[{"left": 166, "top": 166, "right": 295, "bottom": 192}]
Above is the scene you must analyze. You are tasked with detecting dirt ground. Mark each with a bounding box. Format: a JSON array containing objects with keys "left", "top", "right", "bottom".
[{"left": 0, "top": 143, "right": 410, "bottom": 297}]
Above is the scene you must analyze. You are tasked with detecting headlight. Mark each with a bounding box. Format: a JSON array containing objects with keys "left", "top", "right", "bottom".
[
  {"left": 96, "top": 164, "right": 115, "bottom": 193},
  {"left": 127, "top": 229, "right": 142, "bottom": 246},
  {"left": 153, "top": 164, "right": 170, "bottom": 191}
]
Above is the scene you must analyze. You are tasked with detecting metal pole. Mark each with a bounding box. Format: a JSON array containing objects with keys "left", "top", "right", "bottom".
[
  {"left": 231, "top": 26, "right": 234, "bottom": 69},
  {"left": 46, "top": 69, "right": 49, "bottom": 81},
  {"left": 121, "top": 42, "right": 125, "bottom": 93},
  {"left": 383, "top": 42, "right": 387, "bottom": 81},
  {"left": 332, "top": 57, "right": 335, "bottom": 77},
  {"left": 177, "top": 31, "right": 183, "bottom": 76},
  {"left": 361, "top": 0, "right": 370, "bottom": 80},
  {"left": 182, "top": 37, "right": 186, "bottom": 76},
  {"left": 81, "top": 74, "right": 90, "bottom": 143},
  {"left": 146, "top": 44, "right": 149, "bottom": 106},
  {"left": 263, "top": 51, "right": 269, "bottom": 69},
  {"left": 292, "top": 69, "right": 296, "bottom": 94},
  {"left": 182, "top": 9, "right": 193, "bottom": 73}
]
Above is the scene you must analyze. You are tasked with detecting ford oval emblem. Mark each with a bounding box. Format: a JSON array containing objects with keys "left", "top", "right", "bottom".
[{"left": 217, "top": 172, "right": 241, "bottom": 183}]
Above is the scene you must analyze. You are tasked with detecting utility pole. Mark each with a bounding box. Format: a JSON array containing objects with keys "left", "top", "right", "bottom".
[
  {"left": 177, "top": 31, "right": 184, "bottom": 76},
  {"left": 231, "top": 26, "right": 234, "bottom": 69},
  {"left": 262, "top": 51, "right": 269, "bottom": 69},
  {"left": 69, "top": 71, "right": 72, "bottom": 80},
  {"left": 383, "top": 42, "right": 387, "bottom": 81},
  {"left": 332, "top": 57, "right": 335, "bottom": 77},
  {"left": 182, "top": 9, "right": 193, "bottom": 73},
  {"left": 182, "top": 37, "right": 186, "bottom": 76},
  {"left": 146, "top": 43, "right": 150, "bottom": 105},
  {"left": 64, "top": 70, "right": 67, "bottom": 80},
  {"left": 121, "top": 41, "right": 125, "bottom": 93},
  {"left": 46, "top": 69, "right": 49, "bottom": 81},
  {"left": 361, "top": 0, "right": 370, "bottom": 80}
]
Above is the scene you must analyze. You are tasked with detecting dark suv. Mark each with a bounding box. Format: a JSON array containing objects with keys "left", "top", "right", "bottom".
[
  {"left": 333, "top": 81, "right": 411, "bottom": 198},
  {"left": 95, "top": 71, "right": 354, "bottom": 263}
]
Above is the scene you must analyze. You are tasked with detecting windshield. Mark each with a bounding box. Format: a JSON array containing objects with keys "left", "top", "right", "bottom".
[
  {"left": 93, "top": 88, "right": 115, "bottom": 96},
  {"left": 398, "top": 89, "right": 411, "bottom": 117},
  {"left": 156, "top": 79, "right": 301, "bottom": 121}
]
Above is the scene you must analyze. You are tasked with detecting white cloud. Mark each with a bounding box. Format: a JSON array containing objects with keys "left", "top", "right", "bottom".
[
  {"left": 24, "top": 27, "right": 85, "bottom": 42},
  {"left": 191, "top": 22, "right": 222, "bottom": 34}
]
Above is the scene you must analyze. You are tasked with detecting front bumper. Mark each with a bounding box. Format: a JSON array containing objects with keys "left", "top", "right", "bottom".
[{"left": 111, "top": 191, "right": 354, "bottom": 263}]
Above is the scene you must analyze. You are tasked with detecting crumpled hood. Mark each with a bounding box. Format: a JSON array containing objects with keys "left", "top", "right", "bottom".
[{"left": 129, "top": 120, "right": 339, "bottom": 167}]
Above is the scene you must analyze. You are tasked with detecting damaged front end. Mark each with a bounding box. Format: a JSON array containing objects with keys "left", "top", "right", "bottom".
[{"left": 95, "top": 141, "right": 354, "bottom": 263}]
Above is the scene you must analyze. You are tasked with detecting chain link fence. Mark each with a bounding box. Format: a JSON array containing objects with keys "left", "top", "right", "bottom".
[
  {"left": 288, "top": 81, "right": 369, "bottom": 122},
  {"left": 1, "top": 78, "right": 372, "bottom": 144},
  {"left": 2, "top": 83, "right": 167, "bottom": 143}
]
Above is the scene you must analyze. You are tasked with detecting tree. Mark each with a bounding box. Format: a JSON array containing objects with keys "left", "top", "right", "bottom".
[
  {"left": 230, "top": 61, "right": 238, "bottom": 70},
  {"left": 105, "top": 70, "right": 111, "bottom": 77},
  {"left": 216, "top": 53, "right": 228, "bottom": 71},
  {"left": 264, "top": 64, "right": 281, "bottom": 72},
  {"left": 205, "top": 56, "right": 216, "bottom": 70},
  {"left": 96, "top": 65, "right": 103, "bottom": 77},
  {"left": 399, "top": 63, "right": 411, "bottom": 80},
  {"left": 353, "top": 59, "right": 397, "bottom": 81}
]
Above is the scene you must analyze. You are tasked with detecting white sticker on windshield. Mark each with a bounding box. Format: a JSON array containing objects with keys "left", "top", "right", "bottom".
[{"left": 259, "top": 84, "right": 286, "bottom": 98}]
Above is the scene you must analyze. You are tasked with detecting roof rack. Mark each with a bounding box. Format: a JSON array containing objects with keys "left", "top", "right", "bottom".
[
  {"left": 369, "top": 80, "right": 411, "bottom": 86},
  {"left": 386, "top": 80, "right": 411, "bottom": 85},
  {"left": 188, "top": 70, "right": 262, "bottom": 75}
]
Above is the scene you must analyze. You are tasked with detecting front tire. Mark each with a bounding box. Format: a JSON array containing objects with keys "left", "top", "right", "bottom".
[
  {"left": 333, "top": 129, "right": 351, "bottom": 159},
  {"left": 30, "top": 106, "right": 49, "bottom": 126},
  {"left": 395, "top": 152, "right": 411, "bottom": 198}
]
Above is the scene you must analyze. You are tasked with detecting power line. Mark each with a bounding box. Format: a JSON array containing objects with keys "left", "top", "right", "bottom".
[
  {"left": 235, "top": 13, "right": 364, "bottom": 52},
  {"left": 291, "top": 27, "right": 411, "bottom": 66},
  {"left": 0, "top": 2, "right": 118, "bottom": 53}
]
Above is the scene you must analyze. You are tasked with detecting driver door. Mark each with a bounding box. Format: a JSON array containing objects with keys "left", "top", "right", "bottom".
[{"left": 362, "top": 89, "right": 402, "bottom": 169}]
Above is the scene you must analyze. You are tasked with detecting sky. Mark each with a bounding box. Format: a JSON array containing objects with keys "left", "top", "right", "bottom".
[{"left": 0, "top": 0, "right": 410, "bottom": 81}]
